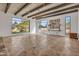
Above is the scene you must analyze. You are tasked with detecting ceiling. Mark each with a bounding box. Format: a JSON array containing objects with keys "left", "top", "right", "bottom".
[{"left": 0, "top": 3, "right": 79, "bottom": 19}]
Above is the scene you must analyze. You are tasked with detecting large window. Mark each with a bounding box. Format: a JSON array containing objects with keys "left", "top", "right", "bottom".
[
  {"left": 39, "top": 20, "right": 48, "bottom": 28},
  {"left": 39, "top": 20, "right": 48, "bottom": 32},
  {"left": 12, "top": 17, "right": 30, "bottom": 34}
]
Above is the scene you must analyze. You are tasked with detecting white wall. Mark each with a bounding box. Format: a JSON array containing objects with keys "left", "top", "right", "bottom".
[
  {"left": 0, "top": 11, "right": 78, "bottom": 37},
  {"left": 0, "top": 11, "right": 13, "bottom": 37},
  {"left": 37, "top": 12, "right": 78, "bottom": 36},
  {"left": 78, "top": 8, "right": 79, "bottom": 40},
  {"left": 36, "top": 20, "right": 40, "bottom": 33},
  {"left": 0, "top": 11, "right": 23, "bottom": 37},
  {"left": 29, "top": 18, "right": 37, "bottom": 34},
  {"left": 0, "top": 11, "right": 38, "bottom": 37}
]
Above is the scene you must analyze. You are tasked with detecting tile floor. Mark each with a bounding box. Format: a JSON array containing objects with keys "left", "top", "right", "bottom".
[{"left": 0, "top": 34, "right": 79, "bottom": 56}]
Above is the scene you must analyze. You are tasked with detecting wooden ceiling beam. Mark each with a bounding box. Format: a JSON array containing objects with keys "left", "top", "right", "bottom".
[
  {"left": 15, "top": 3, "right": 31, "bottom": 15},
  {"left": 34, "top": 5, "right": 79, "bottom": 19},
  {"left": 5, "top": 3, "right": 11, "bottom": 13},
  {"left": 22, "top": 3, "right": 50, "bottom": 17},
  {"left": 28, "top": 3, "right": 71, "bottom": 18},
  {"left": 36, "top": 9, "right": 78, "bottom": 19}
]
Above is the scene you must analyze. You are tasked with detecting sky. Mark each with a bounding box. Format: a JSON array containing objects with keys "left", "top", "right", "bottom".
[
  {"left": 66, "top": 16, "right": 71, "bottom": 23},
  {"left": 12, "top": 17, "right": 22, "bottom": 24}
]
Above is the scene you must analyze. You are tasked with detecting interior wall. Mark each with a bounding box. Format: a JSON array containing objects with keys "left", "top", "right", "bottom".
[
  {"left": 29, "top": 18, "right": 37, "bottom": 34},
  {"left": 0, "top": 11, "right": 78, "bottom": 37},
  {"left": 36, "top": 20, "right": 40, "bottom": 33},
  {"left": 0, "top": 11, "right": 23, "bottom": 37},
  {"left": 78, "top": 8, "right": 79, "bottom": 40},
  {"left": 0, "top": 10, "right": 37, "bottom": 37},
  {"left": 37, "top": 12, "right": 78, "bottom": 36},
  {"left": 0, "top": 11, "right": 12, "bottom": 37}
]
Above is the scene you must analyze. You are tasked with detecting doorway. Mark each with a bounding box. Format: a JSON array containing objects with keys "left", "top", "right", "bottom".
[{"left": 65, "top": 16, "right": 71, "bottom": 35}]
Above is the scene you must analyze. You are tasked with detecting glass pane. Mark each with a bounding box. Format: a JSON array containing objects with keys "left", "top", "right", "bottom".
[
  {"left": 65, "top": 16, "right": 71, "bottom": 34},
  {"left": 12, "top": 17, "right": 30, "bottom": 34},
  {"left": 39, "top": 20, "right": 48, "bottom": 32},
  {"left": 39, "top": 20, "right": 48, "bottom": 28}
]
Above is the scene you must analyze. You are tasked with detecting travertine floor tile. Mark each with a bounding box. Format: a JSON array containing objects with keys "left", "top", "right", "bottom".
[{"left": 1, "top": 34, "right": 79, "bottom": 56}]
